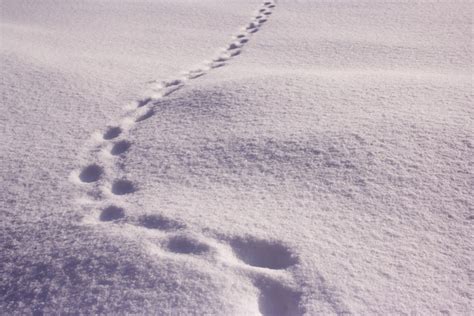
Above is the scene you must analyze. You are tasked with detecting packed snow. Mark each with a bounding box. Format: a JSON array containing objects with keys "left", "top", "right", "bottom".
[{"left": 1, "top": 0, "right": 472, "bottom": 315}]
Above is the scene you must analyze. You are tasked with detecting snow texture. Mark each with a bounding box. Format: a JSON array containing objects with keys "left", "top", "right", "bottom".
[{"left": 1, "top": 0, "right": 473, "bottom": 315}]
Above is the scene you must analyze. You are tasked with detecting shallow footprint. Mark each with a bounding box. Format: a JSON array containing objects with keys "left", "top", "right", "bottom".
[
  {"left": 103, "top": 126, "right": 122, "bottom": 140},
  {"left": 138, "top": 214, "right": 186, "bottom": 231},
  {"left": 166, "top": 236, "right": 209, "bottom": 255},
  {"left": 111, "top": 179, "right": 135, "bottom": 195},
  {"left": 247, "top": 22, "right": 259, "bottom": 30},
  {"left": 135, "top": 109, "right": 154, "bottom": 122},
  {"left": 255, "top": 278, "right": 303, "bottom": 316},
  {"left": 163, "top": 79, "right": 183, "bottom": 87},
  {"left": 79, "top": 164, "right": 103, "bottom": 183},
  {"left": 137, "top": 97, "right": 152, "bottom": 108},
  {"left": 230, "top": 238, "right": 298, "bottom": 269},
  {"left": 100, "top": 205, "right": 125, "bottom": 221},
  {"left": 111, "top": 140, "right": 131, "bottom": 156}
]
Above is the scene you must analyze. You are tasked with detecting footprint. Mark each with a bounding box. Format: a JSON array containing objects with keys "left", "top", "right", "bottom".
[
  {"left": 255, "top": 278, "right": 303, "bottom": 316},
  {"left": 100, "top": 205, "right": 125, "bottom": 221},
  {"left": 227, "top": 43, "right": 242, "bottom": 50},
  {"left": 111, "top": 179, "right": 135, "bottom": 195},
  {"left": 79, "top": 164, "right": 103, "bottom": 183},
  {"left": 230, "top": 50, "right": 241, "bottom": 57},
  {"left": 163, "top": 79, "right": 183, "bottom": 87},
  {"left": 213, "top": 54, "right": 231, "bottom": 63},
  {"left": 138, "top": 214, "right": 186, "bottom": 231},
  {"left": 210, "top": 62, "right": 226, "bottom": 69},
  {"left": 103, "top": 126, "right": 122, "bottom": 140},
  {"left": 166, "top": 236, "right": 209, "bottom": 255},
  {"left": 162, "top": 85, "right": 183, "bottom": 97},
  {"left": 111, "top": 140, "right": 131, "bottom": 156},
  {"left": 247, "top": 22, "right": 259, "bottom": 30},
  {"left": 137, "top": 97, "right": 152, "bottom": 108},
  {"left": 187, "top": 70, "right": 206, "bottom": 80},
  {"left": 230, "top": 238, "right": 298, "bottom": 269},
  {"left": 135, "top": 108, "right": 154, "bottom": 122}
]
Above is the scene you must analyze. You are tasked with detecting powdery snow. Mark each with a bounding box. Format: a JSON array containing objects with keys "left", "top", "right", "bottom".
[{"left": 1, "top": 0, "right": 472, "bottom": 315}]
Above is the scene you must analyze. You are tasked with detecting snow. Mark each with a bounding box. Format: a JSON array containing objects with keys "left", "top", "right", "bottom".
[{"left": 1, "top": 0, "right": 473, "bottom": 315}]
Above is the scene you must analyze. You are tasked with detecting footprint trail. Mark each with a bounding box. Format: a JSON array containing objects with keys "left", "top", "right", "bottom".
[{"left": 68, "top": 1, "right": 330, "bottom": 314}]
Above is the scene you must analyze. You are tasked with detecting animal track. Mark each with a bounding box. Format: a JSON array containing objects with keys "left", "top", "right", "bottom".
[
  {"left": 138, "top": 214, "right": 186, "bottom": 231},
  {"left": 256, "top": 278, "right": 303, "bottom": 316},
  {"left": 100, "top": 205, "right": 125, "bottom": 221},
  {"left": 111, "top": 179, "right": 135, "bottom": 195},
  {"left": 228, "top": 42, "right": 242, "bottom": 50},
  {"left": 230, "top": 238, "right": 298, "bottom": 270},
  {"left": 137, "top": 97, "right": 152, "bottom": 107},
  {"left": 79, "top": 164, "right": 103, "bottom": 183},
  {"left": 69, "top": 1, "right": 310, "bottom": 314},
  {"left": 111, "top": 140, "right": 131, "bottom": 156},
  {"left": 163, "top": 79, "right": 184, "bottom": 88},
  {"left": 166, "top": 236, "right": 210, "bottom": 255},
  {"left": 135, "top": 108, "right": 154, "bottom": 122},
  {"left": 103, "top": 126, "right": 121, "bottom": 140}
]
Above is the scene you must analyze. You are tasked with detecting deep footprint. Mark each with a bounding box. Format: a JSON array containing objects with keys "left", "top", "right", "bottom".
[
  {"left": 256, "top": 278, "right": 303, "bottom": 316},
  {"left": 103, "top": 126, "right": 122, "bottom": 140},
  {"left": 100, "top": 205, "right": 125, "bottom": 221},
  {"left": 111, "top": 140, "right": 131, "bottom": 155},
  {"left": 111, "top": 179, "right": 135, "bottom": 195},
  {"left": 166, "top": 236, "right": 209, "bottom": 255},
  {"left": 79, "top": 164, "right": 103, "bottom": 183},
  {"left": 139, "top": 214, "right": 186, "bottom": 231},
  {"left": 230, "top": 238, "right": 298, "bottom": 269}
]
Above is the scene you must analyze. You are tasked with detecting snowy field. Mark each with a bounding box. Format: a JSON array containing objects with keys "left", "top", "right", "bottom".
[{"left": 1, "top": 0, "right": 473, "bottom": 315}]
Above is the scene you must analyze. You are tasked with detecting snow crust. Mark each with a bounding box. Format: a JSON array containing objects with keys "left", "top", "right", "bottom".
[{"left": 1, "top": 0, "right": 472, "bottom": 314}]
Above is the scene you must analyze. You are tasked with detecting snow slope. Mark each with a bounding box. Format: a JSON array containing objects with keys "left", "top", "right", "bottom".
[{"left": 1, "top": 0, "right": 473, "bottom": 315}]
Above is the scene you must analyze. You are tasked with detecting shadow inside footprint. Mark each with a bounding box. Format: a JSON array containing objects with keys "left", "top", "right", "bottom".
[
  {"left": 256, "top": 278, "right": 303, "bottom": 316},
  {"left": 163, "top": 79, "right": 183, "bottom": 87},
  {"left": 138, "top": 214, "right": 185, "bottom": 231},
  {"left": 111, "top": 140, "right": 131, "bottom": 155},
  {"left": 136, "top": 109, "right": 154, "bottom": 122},
  {"left": 100, "top": 205, "right": 125, "bottom": 221},
  {"left": 230, "top": 238, "right": 298, "bottom": 269},
  {"left": 166, "top": 236, "right": 209, "bottom": 255},
  {"left": 79, "top": 164, "right": 103, "bottom": 183},
  {"left": 111, "top": 179, "right": 135, "bottom": 195},
  {"left": 103, "top": 127, "right": 122, "bottom": 140},
  {"left": 137, "top": 97, "right": 152, "bottom": 107}
]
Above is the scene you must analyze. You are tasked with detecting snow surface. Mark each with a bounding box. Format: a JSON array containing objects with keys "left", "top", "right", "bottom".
[{"left": 1, "top": 0, "right": 473, "bottom": 315}]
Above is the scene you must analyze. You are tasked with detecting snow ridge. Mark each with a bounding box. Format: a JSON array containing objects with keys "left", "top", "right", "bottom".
[{"left": 68, "top": 1, "right": 312, "bottom": 314}]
